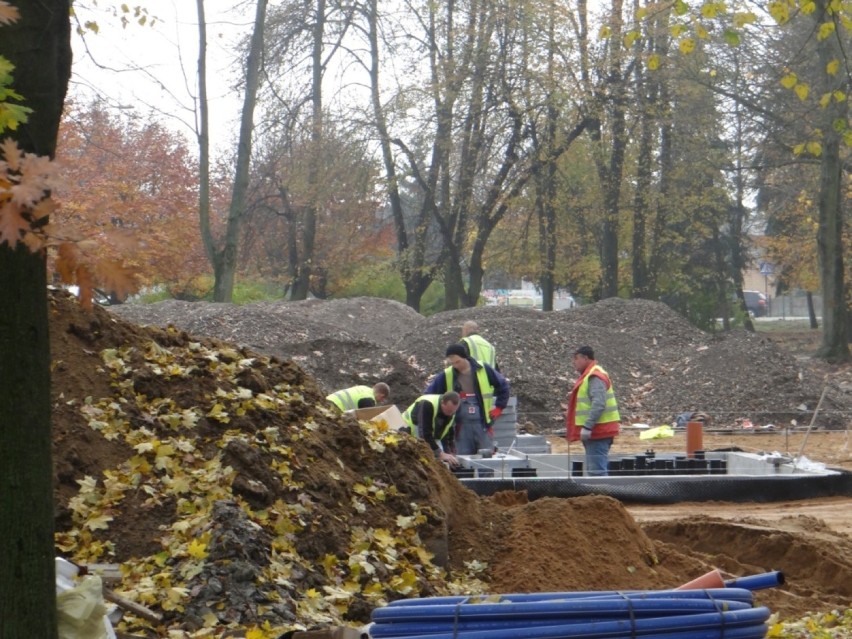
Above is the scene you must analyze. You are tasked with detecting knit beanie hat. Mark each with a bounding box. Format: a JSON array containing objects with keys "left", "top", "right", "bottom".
[{"left": 445, "top": 343, "right": 468, "bottom": 358}]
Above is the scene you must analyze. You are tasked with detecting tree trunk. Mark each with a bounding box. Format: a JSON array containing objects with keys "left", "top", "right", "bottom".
[
  {"left": 0, "top": 2, "right": 71, "bottom": 636},
  {"left": 291, "top": 0, "right": 325, "bottom": 301},
  {"left": 214, "top": 0, "right": 268, "bottom": 302},
  {"left": 196, "top": 0, "right": 216, "bottom": 281},
  {"left": 807, "top": 291, "right": 818, "bottom": 330},
  {"left": 814, "top": 136, "right": 848, "bottom": 360},
  {"left": 813, "top": 0, "right": 849, "bottom": 361},
  {"left": 366, "top": 0, "right": 436, "bottom": 311},
  {"left": 589, "top": 0, "right": 626, "bottom": 299}
]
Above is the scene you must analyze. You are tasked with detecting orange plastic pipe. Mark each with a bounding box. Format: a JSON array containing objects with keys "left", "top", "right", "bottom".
[{"left": 686, "top": 420, "right": 704, "bottom": 459}]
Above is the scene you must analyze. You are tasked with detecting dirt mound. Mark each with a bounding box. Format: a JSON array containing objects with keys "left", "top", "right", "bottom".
[
  {"left": 110, "top": 296, "right": 852, "bottom": 430},
  {"left": 643, "top": 516, "right": 852, "bottom": 619}
]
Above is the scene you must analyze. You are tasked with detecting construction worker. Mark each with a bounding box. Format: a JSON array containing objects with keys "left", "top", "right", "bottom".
[
  {"left": 326, "top": 382, "right": 390, "bottom": 412},
  {"left": 460, "top": 320, "right": 499, "bottom": 371},
  {"left": 425, "top": 343, "right": 510, "bottom": 455},
  {"left": 402, "top": 392, "right": 461, "bottom": 466},
  {"left": 565, "top": 345, "right": 621, "bottom": 476}
]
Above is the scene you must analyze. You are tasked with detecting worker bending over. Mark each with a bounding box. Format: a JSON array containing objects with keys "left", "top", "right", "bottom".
[
  {"left": 326, "top": 383, "right": 390, "bottom": 412},
  {"left": 402, "top": 392, "right": 461, "bottom": 466}
]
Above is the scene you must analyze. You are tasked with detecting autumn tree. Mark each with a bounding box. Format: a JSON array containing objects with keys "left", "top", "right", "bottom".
[
  {"left": 243, "top": 123, "right": 386, "bottom": 297},
  {"left": 55, "top": 101, "right": 209, "bottom": 297},
  {"left": 0, "top": 1, "right": 71, "bottom": 636},
  {"left": 661, "top": 2, "right": 849, "bottom": 357},
  {"left": 253, "top": 0, "right": 358, "bottom": 300}
]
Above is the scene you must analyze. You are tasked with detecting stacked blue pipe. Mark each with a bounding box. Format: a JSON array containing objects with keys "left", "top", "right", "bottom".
[{"left": 369, "top": 571, "right": 784, "bottom": 639}]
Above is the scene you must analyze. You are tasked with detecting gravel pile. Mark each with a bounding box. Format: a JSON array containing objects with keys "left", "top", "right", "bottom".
[{"left": 111, "top": 296, "right": 851, "bottom": 430}]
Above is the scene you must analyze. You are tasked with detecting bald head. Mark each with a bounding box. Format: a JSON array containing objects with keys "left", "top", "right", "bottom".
[{"left": 462, "top": 320, "right": 479, "bottom": 337}]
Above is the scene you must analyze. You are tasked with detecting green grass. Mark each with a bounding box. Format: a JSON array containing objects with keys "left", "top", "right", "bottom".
[{"left": 753, "top": 319, "right": 817, "bottom": 333}]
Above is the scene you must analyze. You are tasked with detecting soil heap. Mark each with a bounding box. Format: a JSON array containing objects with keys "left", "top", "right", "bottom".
[
  {"left": 48, "top": 291, "right": 852, "bottom": 636},
  {"left": 112, "top": 296, "right": 852, "bottom": 430}
]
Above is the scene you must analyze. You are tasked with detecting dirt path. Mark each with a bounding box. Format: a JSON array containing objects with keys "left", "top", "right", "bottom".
[{"left": 625, "top": 496, "right": 852, "bottom": 535}]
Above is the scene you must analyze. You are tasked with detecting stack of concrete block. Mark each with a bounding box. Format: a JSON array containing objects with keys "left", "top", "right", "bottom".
[{"left": 490, "top": 396, "right": 519, "bottom": 450}]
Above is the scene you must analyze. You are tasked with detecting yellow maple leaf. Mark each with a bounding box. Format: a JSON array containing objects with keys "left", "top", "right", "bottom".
[
  {"left": 187, "top": 538, "right": 208, "bottom": 559},
  {"left": 647, "top": 54, "right": 661, "bottom": 71},
  {"left": 85, "top": 514, "right": 113, "bottom": 531}
]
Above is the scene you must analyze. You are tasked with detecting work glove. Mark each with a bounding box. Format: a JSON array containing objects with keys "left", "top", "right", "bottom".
[
  {"left": 486, "top": 426, "right": 494, "bottom": 438},
  {"left": 489, "top": 407, "right": 503, "bottom": 420},
  {"left": 580, "top": 427, "right": 593, "bottom": 443}
]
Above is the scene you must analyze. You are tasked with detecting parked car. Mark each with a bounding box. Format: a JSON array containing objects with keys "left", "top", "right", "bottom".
[{"left": 743, "top": 290, "right": 769, "bottom": 317}]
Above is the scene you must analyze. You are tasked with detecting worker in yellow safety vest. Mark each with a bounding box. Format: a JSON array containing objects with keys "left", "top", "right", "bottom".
[
  {"left": 565, "top": 345, "right": 621, "bottom": 476},
  {"left": 326, "top": 382, "right": 390, "bottom": 412},
  {"left": 460, "top": 320, "right": 499, "bottom": 371},
  {"left": 401, "top": 392, "right": 461, "bottom": 466},
  {"left": 425, "top": 344, "right": 510, "bottom": 455}
]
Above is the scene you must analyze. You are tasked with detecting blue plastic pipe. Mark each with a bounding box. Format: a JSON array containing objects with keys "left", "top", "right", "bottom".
[
  {"left": 370, "top": 572, "right": 782, "bottom": 639},
  {"left": 372, "top": 595, "right": 754, "bottom": 623},
  {"left": 384, "top": 587, "right": 754, "bottom": 607},
  {"left": 370, "top": 606, "right": 770, "bottom": 639},
  {"left": 724, "top": 571, "right": 784, "bottom": 591}
]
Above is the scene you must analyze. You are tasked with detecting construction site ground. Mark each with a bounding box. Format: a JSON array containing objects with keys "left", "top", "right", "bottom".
[
  {"left": 548, "top": 430, "right": 852, "bottom": 535},
  {"left": 48, "top": 292, "right": 852, "bottom": 635}
]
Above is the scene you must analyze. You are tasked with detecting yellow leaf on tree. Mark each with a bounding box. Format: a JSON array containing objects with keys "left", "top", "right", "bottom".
[
  {"left": 806, "top": 141, "right": 823, "bottom": 156},
  {"left": 834, "top": 90, "right": 845, "bottom": 102},
  {"left": 700, "top": 2, "right": 719, "bottom": 19},
  {"left": 696, "top": 24, "right": 708, "bottom": 40},
  {"left": 826, "top": 59, "right": 840, "bottom": 75},
  {"left": 598, "top": 25, "right": 612, "bottom": 38},
  {"left": 733, "top": 11, "right": 757, "bottom": 27},
  {"left": 768, "top": 1, "right": 789, "bottom": 24},
  {"left": 818, "top": 21, "right": 835, "bottom": 41},
  {"left": 679, "top": 38, "right": 696, "bottom": 54},
  {"left": 780, "top": 73, "right": 797, "bottom": 89},
  {"left": 794, "top": 83, "right": 809, "bottom": 101},
  {"left": 820, "top": 93, "right": 832, "bottom": 108},
  {"left": 648, "top": 54, "right": 661, "bottom": 71}
]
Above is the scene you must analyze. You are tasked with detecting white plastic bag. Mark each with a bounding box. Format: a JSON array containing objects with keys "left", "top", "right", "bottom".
[{"left": 56, "top": 558, "right": 117, "bottom": 639}]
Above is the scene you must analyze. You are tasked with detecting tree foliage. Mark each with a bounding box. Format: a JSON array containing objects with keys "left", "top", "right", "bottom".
[{"left": 54, "top": 101, "right": 209, "bottom": 298}]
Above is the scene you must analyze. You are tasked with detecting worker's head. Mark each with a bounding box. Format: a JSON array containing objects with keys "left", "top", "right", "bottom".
[
  {"left": 445, "top": 343, "right": 469, "bottom": 372},
  {"left": 440, "top": 391, "right": 461, "bottom": 416},
  {"left": 572, "top": 345, "right": 595, "bottom": 373},
  {"left": 461, "top": 320, "right": 479, "bottom": 337},
  {"left": 373, "top": 382, "right": 390, "bottom": 404}
]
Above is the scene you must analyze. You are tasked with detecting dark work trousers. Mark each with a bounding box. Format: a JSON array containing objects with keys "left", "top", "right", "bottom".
[{"left": 455, "top": 396, "right": 492, "bottom": 455}]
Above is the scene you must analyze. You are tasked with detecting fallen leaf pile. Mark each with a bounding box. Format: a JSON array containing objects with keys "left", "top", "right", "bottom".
[{"left": 54, "top": 325, "right": 489, "bottom": 636}]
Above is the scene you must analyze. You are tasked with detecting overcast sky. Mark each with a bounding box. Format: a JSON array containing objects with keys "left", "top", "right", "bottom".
[{"left": 69, "top": 0, "right": 251, "bottom": 152}]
